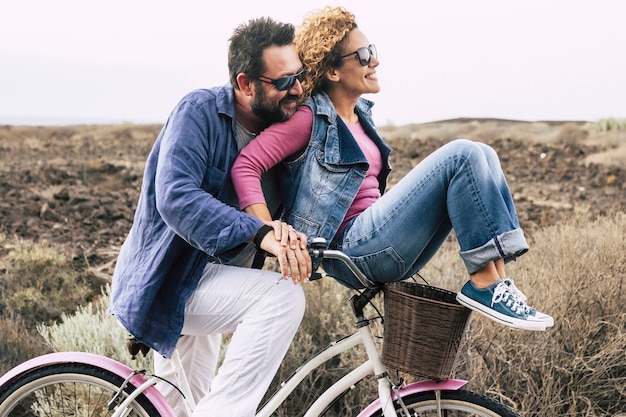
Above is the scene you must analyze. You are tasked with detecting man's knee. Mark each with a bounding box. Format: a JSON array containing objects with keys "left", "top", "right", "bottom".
[{"left": 277, "top": 282, "right": 306, "bottom": 322}]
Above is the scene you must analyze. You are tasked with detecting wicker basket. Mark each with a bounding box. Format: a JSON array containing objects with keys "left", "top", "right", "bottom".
[{"left": 382, "top": 281, "right": 471, "bottom": 380}]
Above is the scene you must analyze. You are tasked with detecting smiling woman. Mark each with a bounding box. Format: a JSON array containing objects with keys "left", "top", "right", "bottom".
[{"left": 231, "top": 6, "right": 554, "bottom": 333}]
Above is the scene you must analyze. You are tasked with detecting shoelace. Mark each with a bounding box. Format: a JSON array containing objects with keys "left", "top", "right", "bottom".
[
  {"left": 492, "top": 282, "right": 527, "bottom": 315},
  {"left": 503, "top": 278, "right": 527, "bottom": 302},
  {"left": 503, "top": 278, "right": 536, "bottom": 315}
]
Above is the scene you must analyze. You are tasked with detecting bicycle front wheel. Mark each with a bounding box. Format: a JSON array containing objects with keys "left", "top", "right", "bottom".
[
  {"left": 369, "top": 389, "right": 519, "bottom": 417},
  {"left": 0, "top": 362, "right": 161, "bottom": 417}
]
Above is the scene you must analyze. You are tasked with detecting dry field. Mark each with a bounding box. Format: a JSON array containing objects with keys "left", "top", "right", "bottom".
[{"left": 0, "top": 118, "right": 624, "bottom": 273}]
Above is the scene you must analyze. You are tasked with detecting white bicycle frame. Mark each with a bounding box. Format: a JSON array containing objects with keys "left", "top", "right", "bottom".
[
  {"left": 258, "top": 320, "right": 392, "bottom": 417},
  {"left": 111, "top": 304, "right": 467, "bottom": 417}
]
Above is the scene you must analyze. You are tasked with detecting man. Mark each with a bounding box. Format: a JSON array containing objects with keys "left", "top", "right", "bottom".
[{"left": 109, "top": 17, "right": 311, "bottom": 416}]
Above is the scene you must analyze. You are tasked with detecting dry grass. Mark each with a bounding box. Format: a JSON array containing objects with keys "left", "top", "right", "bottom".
[
  {"left": 379, "top": 119, "right": 567, "bottom": 144},
  {"left": 0, "top": 235, "right": 104, "bottom": 372},
  {"left": 426, "top": 212, "right": 626, "bottom": 416}
]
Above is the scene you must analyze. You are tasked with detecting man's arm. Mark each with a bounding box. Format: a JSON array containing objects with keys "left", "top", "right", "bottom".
[{"left": 155, "top": 94, "right": 263, "bottom": 255}]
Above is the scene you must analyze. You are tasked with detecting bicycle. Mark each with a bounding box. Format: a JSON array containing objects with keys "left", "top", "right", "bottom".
[{"left": 0, "top": 238, "right": 520, "bottom": 417}]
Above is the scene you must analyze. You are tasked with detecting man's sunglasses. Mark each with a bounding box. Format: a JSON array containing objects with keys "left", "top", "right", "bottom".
[
  {"left": 257, "top": 67, "right": 306, "bottom": 91},
  {"left": 339, "top": 44, "right": 377, "bottom": 66}
]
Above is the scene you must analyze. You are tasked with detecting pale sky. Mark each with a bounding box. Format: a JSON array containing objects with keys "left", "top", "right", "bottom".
[{"left": 1, "top": 0, "right": 625, "bottom": 127}]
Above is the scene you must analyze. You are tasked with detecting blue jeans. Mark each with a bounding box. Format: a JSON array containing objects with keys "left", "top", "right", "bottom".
[{"left": 325, "top": 139, "right": 529, "bottom": 289}]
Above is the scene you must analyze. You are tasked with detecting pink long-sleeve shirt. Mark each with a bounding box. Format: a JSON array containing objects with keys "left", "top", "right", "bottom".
[{"left": 232, "top": 106, "right": 382, "bottom": 231}]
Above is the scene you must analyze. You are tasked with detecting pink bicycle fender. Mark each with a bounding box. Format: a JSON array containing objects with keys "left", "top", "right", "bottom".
[
  {"left": 0, "top": 352, "right": 176, "bottom": 417},
  {"left": 356, "top": 379, "right": 468, "bottom": 417}
]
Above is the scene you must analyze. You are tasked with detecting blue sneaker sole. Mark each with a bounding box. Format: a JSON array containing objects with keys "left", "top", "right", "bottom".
[{"left": 456, "top": 293, "right": 546, "bottom": 331}]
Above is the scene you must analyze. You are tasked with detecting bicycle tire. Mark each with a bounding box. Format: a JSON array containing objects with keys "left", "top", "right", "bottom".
[
  {"left": 367, "top": 389, "right": 519, "bottom": 417},
  {"left": 0, "top": 362, "right": 161, "bottom": 417}
]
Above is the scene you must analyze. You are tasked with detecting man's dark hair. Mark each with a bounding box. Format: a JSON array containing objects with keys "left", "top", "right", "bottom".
[{"left": 228, "top": 17, "right": 295, "bottom": 90}]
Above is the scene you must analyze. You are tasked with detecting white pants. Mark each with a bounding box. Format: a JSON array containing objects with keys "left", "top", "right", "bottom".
[{"left": 154, "top": 262, "right": 305, "bottom": 417}]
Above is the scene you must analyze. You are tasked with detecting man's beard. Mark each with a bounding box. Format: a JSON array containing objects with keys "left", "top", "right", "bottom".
[{"left": 250, "top": 85, "right": 298, "bottom": 123}]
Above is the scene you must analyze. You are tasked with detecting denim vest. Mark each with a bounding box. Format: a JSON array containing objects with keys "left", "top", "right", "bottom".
[{"left": 281, "top": 92, "right": 392, "bottom": 251}]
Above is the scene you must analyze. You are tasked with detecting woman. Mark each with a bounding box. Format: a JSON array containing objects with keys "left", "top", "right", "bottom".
[{"left": 232, "top": 6, "right": 552, "bottom": 331}]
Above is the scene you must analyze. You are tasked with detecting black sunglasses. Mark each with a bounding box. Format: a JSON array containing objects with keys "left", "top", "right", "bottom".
[
  {"left": 257, "top": 67, "right": 306, "bottom": 91},
  {"left": 339, "top": 44, "right": 377, "bottom": 66}
]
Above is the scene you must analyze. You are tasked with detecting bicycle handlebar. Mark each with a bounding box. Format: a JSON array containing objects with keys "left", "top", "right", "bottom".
[
  {"left": 308, "top": 238, "right": 381, "bottom": 319},
  {"left": 308, "top": 238, "right": 375, "bottom": 288}
]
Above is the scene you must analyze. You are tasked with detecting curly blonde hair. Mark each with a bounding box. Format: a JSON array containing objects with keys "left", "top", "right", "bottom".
[{"left": 295, "top": 6, "right": 357, "bottom": 102}]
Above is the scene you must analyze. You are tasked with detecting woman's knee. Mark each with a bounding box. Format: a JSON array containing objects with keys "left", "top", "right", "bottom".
[
  {"left": 447, "top": 138, "right": 502, "bottom": 169},
  {"left": 470, "top": 139, "right": 498, "bottom": 159},
  {"left": 447, "top": 138, "right": 484, "bottom": 155}
]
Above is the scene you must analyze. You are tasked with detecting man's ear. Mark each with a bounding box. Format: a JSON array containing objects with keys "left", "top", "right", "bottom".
[{"left": 237, "top": 73, "right": 254, "bottom": 96}]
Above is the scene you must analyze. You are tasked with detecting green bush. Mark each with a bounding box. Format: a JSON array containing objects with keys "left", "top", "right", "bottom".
[
  {"left": 37, "top": 285, "right": 152, "bottom": 370},
  {"left": 585, "top": 117, "right": 626, "bottom": 132}
]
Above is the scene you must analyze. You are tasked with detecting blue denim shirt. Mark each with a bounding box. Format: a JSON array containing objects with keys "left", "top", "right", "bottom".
[
  {"left": 282, "top": 92, "right": 392, "bottom": 254},
  {"left": 109, "top": 85, "right": 263, "bottom": 358}
]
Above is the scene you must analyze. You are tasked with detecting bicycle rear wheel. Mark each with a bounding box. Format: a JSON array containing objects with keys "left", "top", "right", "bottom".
[
  {"left": 0, "top": 362, "right": 161, "bottom": 417},
  {"left": 368, "top": 389, "right": 519, "bottom": 417}
]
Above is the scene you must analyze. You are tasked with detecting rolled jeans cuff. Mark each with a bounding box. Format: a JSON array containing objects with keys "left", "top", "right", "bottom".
[{"left": 460, "top": 228, "right": 529, "bottom": 274}]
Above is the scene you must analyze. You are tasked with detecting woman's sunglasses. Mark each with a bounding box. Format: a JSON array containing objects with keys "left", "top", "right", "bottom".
[
  {"left": 257, "top": 67, "right": 306, "bottom": 91},
  {"left": 339, "top": 44, "right": 377, "bottom": 66}
]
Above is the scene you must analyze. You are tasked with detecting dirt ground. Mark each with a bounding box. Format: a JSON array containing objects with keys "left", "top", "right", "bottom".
[{"left": 0, "top": 119, "right": 624, "bottom": 277}]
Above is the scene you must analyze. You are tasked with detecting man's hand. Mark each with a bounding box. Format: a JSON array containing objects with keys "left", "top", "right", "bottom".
[{"left": 259, "top": 221, "right": 311, "bottom": 284}]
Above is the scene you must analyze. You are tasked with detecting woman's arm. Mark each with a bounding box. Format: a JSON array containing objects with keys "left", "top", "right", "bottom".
[
  {"left": 243, "top": 203, "right": 274, "bottom": 222},
  {"left": 232, "top": 105, "right": 313, "bottom": 213}
]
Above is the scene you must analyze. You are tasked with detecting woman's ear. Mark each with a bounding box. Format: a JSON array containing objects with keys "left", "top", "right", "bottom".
[
  {"left": 325, "top": 67, "right": 340, "bottom": 83},
  {"left": 236, "top": 73, "right": 254, "bottom": 96}
]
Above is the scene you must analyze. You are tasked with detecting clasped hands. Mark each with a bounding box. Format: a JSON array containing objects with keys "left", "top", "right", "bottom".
[{"left": 258, "top": 220, "right": 312, "bottom": 285}]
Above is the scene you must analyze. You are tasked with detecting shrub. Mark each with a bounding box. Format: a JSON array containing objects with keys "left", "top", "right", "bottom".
[
  {"left": 0, "top": 238, "right": 100, "bottom": 326},
  {"left": 0, "top": 236, "right": 103, "bottom": 373},
  {"left": 0, "top": 315, "right": 46, "bottom": 373},
  {"left": 263, "top": 276, "right": 380, "bottom": 415},
  {"left": 585, "top": 117, "right": 626, "bottom": 132},
  {"left": 557, "top": 122, "right": 589, "bottom": 144},
  {"left": 37, "top": 285, "right": 152, "bottom": 370}
]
